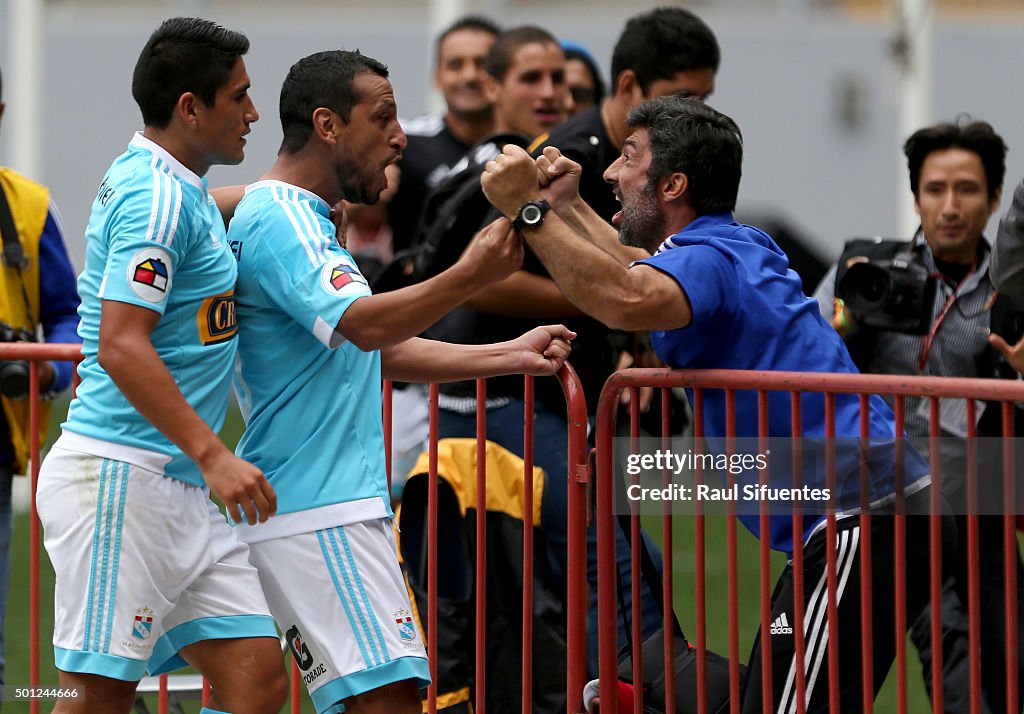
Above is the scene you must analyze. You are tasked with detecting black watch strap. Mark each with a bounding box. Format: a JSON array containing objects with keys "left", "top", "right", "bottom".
[{"left": 512, "top": 199, "right": 551, "bottom": 231}]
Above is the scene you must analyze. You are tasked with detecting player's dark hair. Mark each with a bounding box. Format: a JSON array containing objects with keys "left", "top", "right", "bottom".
[
  {"left": 904, "top": 118, "right": 1007, "bottom": 201},
  {"left": 278, "top": 50, "right": 390, "bottom": 155},
  {"left": 485, "top": 26, "right": 560, "bottom": 82},
  {"left": 628, "top": 95, "right": 742, "bottom": 215},
  {"left": 611, "top": 7, "right": 719, "bottom": 96},
  {"left": 435, "top": 15, "right": 501, "bottom": 65},
  {"left": 132, "top": 17, "right": 250, "bottom": 129}
]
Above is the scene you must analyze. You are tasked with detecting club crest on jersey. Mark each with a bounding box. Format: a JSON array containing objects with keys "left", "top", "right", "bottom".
[
  {"left": 196, "top": 290, "right": 237, "bottom": 345},
  {"left": 320, "top": 258, "right": 368, "bottom": 295},
  {"left": 394, "top": 609, "right": 417, "bottom": 643},
  {"left": 128, "top": 247, "right": 173, "bottom": 303},
  {"left": 132, "top": 606, "right": 154, "bottom": 640}
]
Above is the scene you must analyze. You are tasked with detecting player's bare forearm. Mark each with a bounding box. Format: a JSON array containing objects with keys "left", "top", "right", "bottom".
[
  {"left": 381, "top": 338, "right": 512, "bottom": 382},
  {"left": 381, "top": 327, "right": 575, "bottom": 382},
  {"left": 339, "top": 264, "right": 499, "bottom": 351},
  {"left": 211, "top": 184, "right": 246, "bottom": 227},
  {"left": 339, "top": 219, "right": 522, "bottom": 351}
]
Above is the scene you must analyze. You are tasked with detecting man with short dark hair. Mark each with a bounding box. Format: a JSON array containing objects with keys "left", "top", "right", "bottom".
[
  {"left": 37, "top": 18, "right": 287, "bottom": 714},
  {"left": 814, "top": 119, "right": 1024, "bottom": 714},
  {"left": 388, "top": 15, "right": 500, "bottom": 253},
  {"left": 229, "top": 48, "right": 574, "bottom": 714},
  {"left": 481, "top": 94, "right": 953, "bottom": 714},
  {"left": 0, "top": 65, "right": 81, "bottom": 696},
  {"left": 481, "top": 25, "right": 570, "bottom": 138},
  {"left": 534, "top": 6, "right": 719, "bottom": 224}
]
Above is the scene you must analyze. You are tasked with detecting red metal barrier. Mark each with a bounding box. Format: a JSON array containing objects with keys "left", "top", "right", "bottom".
[
  {"left": 410, "top": 364, "right": 590, "bottom": 714},
  {"left": 16, "top": 340, "right": 590, "bottom": 714},
  {"left": 595, "top": 368, "right": 1024, "bottom": 714},
  {"left": 27, "top": 341, "right": 1020, "bottom": 713}
]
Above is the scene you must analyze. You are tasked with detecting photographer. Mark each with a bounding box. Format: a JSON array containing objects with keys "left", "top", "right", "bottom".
[
  {"left": 813, "top": 118, "right": 1023, "bottom": 713},
  {"left": 0, "top": 66, "right": 80, "bottom": 697}
]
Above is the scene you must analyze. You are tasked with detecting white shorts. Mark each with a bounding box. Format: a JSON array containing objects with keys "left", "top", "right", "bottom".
[
  {"left": 37, "top": 438, "right": 278, "bottom": 681},
  {"left": 248, "top": 518, "right": 430, "bottom": 712}
]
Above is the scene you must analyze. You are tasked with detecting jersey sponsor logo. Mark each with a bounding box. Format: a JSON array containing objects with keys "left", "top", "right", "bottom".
[
  {"left": 286, "top": 625, "right": 315, "bottom": 671},
  {"left": 320, "top": 258, "right": 368, "bottom": 295},
  {"left": 394, "top": 608, "right": 418, "bottom": 644},
  {"left": 197, "top": 290, "right": 237, "bottom": 345},
  {"left": 132, "top": 606, "right": 154, "bottom": 640},
  {"left": 128, "top": 247, "right": 173, "bottom": 303},
  {"left": 770, "top": 612, "right": 794, "bottom": 635}
]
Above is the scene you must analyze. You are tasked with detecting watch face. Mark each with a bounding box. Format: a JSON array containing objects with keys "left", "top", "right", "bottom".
[{"left": 522, "top": 204, "right": 543, "bottom": 225}]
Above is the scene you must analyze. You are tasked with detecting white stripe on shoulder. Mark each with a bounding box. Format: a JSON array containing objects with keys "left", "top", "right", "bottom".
[
  {"left": 271, "top": 184, "right": 321, "bottom": 268},
  {"left": 156, "top": 171, "right": 173, "bottom": 246},
  {"left": 145, "top": 156, "right": 162, "bottom": 244},
  {"left": 164, "top": 180, "right": 183, "bottom": 248},
  {"left": 288, "top": 188, "right": 331, "bottom": 259}
]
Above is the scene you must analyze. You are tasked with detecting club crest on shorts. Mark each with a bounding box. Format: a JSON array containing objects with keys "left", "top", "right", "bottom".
[
  {"left": 394, "top": 608, "right": 417, "bottom": 643},
  {"left": 320, "top": 258, "right": 368, "bottom": 295},
  {"left": 132, "top": 606, "right": 154, "bottom": 640},
  {"left": 128, "top": 247, "right": 173, "bottom": 303}
]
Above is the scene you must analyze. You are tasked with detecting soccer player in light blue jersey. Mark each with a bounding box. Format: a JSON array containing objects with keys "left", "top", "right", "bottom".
[
  {"left": 36, "top": 18, "right": 287, "bottom": 714},
  {"left": 228, "top": 50, "right": 574, "bottom": 714}
]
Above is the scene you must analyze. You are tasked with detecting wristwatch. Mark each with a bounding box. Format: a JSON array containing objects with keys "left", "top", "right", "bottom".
[{"left": 512, "top": 199, "right": 551, "bottom": 231}]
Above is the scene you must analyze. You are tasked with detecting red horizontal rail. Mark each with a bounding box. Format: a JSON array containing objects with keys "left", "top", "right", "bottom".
[{"left": 606, "top": 368, "right": 1024, "bottom": 401}]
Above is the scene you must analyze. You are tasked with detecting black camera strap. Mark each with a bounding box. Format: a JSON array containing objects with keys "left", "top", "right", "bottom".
[{"left": 0, "top": 181, "right": 37, "bottom": 326}]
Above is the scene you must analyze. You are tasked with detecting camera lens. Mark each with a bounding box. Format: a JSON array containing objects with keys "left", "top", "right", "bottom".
[
  {"left": 0, "top": 360, "right": 31, "bottom": 400},
  {"left": 838, "top": 263, "right": 891, "bottom": 313}
]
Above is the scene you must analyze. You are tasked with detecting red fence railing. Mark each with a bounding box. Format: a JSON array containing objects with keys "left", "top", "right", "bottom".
[
  {"left": 13, "top": 342, "right": 1024, "bottom": 714},
  {"left": 595, "top": 368, "right": 1024, "bottom": 714},
  {"left": 10, "top": 343, "right": 591, "bottom": 714}
]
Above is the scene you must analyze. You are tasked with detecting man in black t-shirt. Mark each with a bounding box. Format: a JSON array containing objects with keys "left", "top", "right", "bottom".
[
  {"left": 534, "top": 6, "right": 719, "bottom": 226},
  {"left": 388, "top": 16, "right": 500, "bottom": 253}
]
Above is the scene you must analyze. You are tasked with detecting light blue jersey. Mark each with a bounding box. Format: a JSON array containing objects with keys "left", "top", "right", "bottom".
[
  {"left": 64, "top": 133, "right": 239, "bottom": 486},
  {"left": 230, "top": 180, "right": 390, "bottom": 542}
]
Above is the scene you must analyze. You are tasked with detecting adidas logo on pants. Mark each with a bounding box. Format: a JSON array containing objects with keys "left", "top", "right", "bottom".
[{"left": 770, "top": 612, "right": 794, "bottom": 635}]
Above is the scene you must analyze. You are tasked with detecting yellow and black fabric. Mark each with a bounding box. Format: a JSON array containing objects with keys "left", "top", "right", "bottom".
[
  {"left": 398, "top": 438, "right": 566, "bottom": 714},
  {"left": 0, "top": 168, "right": 51, "bottom": 473}
]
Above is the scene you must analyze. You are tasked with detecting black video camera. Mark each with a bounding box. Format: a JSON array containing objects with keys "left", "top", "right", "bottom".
[
  {"left": 0, "top": 323, "right": 36, "bottom": 401},
  {"left": 836, "top": 254, "right": 936, "bottom": 334}
]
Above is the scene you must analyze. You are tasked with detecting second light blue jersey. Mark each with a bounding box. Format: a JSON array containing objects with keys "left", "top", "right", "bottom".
[
  {"left": 64, "top": 134, "right": 239, "bottom": 486},
  {"left": 230, "top": 180, "right": 391, "bottom": 542}
]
